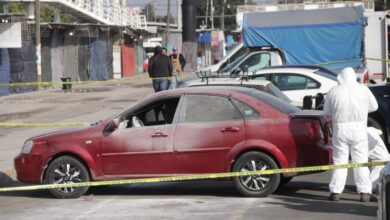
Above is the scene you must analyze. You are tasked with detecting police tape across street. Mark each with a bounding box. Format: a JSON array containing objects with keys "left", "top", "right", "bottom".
[{"left": 0, "top": 161, "right": 387, "bottom": 192}]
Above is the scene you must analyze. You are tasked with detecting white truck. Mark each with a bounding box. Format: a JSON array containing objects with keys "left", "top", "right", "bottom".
[
  {"left": 200, "top": 6, "right": 389, "bottom": 83},
  {"left": 364, "top": 11, "right": 390, "bottom": 83}
]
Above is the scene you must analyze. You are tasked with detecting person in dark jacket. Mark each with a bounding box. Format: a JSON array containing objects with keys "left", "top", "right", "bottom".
[{"left": 148, "top": 46, "right": 173, "bottom": 92}]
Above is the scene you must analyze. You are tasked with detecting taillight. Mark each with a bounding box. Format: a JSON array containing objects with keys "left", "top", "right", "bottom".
[
  {"left": 304, "top": 120, "right": 324, "bottom": 140},
  {"left": 363, "top": 72, "right": 369, "bottom": 84}
]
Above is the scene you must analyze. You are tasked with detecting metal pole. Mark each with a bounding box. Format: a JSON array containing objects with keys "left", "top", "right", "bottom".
[
  {"left": 35, "top": 0, "right": 42, "bottom": 85},
  {"left": 177, "top": 0, "right": 182, "bottom": 30},
  {"left": 221, "top": 0, "right": 224, "bottom": 30},
  {"left": 211, "top": 0, "right": 214, "bottom": 29},
  {"left": 205, "top": 0, "right": 209, "bottom": 29},
  {"left": 166, "top": 0, "right": 171, "bottom": 46}
]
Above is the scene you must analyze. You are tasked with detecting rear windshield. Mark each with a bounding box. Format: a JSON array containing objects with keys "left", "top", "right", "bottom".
[
  {"left": 265, "top": 83, "right": 291, "bottom": 103},
  {"left": 314, "top": 69, "right": 337, "bottom": 81},
  {"left": 246, "top": 90, "right": 301, "bottom": 114},
  {"left": 190, "top": 83, "right": 291, "bottom": 103}
]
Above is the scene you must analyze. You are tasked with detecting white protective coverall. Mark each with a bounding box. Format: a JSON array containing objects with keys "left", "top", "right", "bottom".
[
  {"left": 324, "top": 67, "right": 378, "bottom": 194},
  {"left": 367, "top": 127, "right": 390, "bottom": 192}
]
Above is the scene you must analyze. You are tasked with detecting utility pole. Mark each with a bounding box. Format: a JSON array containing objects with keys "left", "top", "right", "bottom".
[
  {"left": 177, "top": 0, "right": 182, "bottom": 30},
  {"left": 166, "top": 0, "right": 171, "bottom": 46},
  {"left": 35, "top": 0, "right": 42, "bottom": 84},
  {"left": 205, "top": 0, "right": 209, "bottom": 29},
  {"left": 211, "top": 0, "right": 214, "bottom": 29},
  {"left": 220, "top": 0, "right": 225, "bottom": 30}
]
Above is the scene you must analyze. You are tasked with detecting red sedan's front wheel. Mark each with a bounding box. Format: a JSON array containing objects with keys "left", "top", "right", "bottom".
[
  {"left": 44, "top": 156, "right": 90, "bottom": 199},
  {"left": 233, "top": 152, "right": 280, "bottom": 197}
]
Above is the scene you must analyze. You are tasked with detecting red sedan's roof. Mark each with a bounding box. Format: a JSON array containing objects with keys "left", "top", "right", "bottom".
[{"left": 148, "top": 86, "right": 258, "bottom": 98}]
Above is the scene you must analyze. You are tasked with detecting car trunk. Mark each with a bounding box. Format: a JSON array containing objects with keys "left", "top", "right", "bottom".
[{"left": 289, "top": 110, "right": 332, "bottom": 169}]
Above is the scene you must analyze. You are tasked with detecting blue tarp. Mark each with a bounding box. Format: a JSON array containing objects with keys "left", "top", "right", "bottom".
[
  {"left": 243, "top": 6, "right": 364, "bottom": 69},
  {"left": 89, "top": 34, "right": 112, "bottom": 81},
  {"left": 9, "top": 40, "right": 37, "bottom": 94},
  {"left": 0, "top": 49, "right": 10, "bottom": 96}
]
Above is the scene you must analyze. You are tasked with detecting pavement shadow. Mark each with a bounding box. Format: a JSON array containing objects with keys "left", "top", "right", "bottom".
[
  {"left": 0, "top": 172, "right": 53, "bottom": 199},
  {"left": 88, "top": 180, "right": 242, "bottom": 198},
  {"left": 266, "top": 195, "right": 377, "bottom": 218},
  {"left": 270, "top": 180, "right": 377, "bottom": 218}
]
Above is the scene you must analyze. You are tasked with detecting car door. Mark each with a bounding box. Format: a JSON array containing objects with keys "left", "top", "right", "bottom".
[
  {"left": 173, "top": 94, "right": 246, "bottom": 174},
  {"left": 270, "top": 73, "right": 321, "bottom": 104},
  {"left": 100, "top": 96, "right": 181, "bottom": 177}
]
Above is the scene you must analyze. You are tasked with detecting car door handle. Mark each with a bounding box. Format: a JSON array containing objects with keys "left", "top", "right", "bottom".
[
  {"left": 384, "top": 94, "right": 389, "bottom": 98},
  {"left": 151, "top": 132, "right": 168, "bottom": 137},
  {"left": 221, "top": 127, "right": 240, "bottom": 132}
]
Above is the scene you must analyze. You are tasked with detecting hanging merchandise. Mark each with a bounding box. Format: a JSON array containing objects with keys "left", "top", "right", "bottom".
[
  {"left": 106, "top": 39, "right": 113, "bottom": 80},
  {"left": 63, "top": 32, "right": 79, "bottom": 81},
  {"left": 121, "top": 43, "right": 135, "bottom": 78},
  {"left": 41, "top": 32, "right": 52, "bottom": 83},
  {"left": 8, "top": 39, "right": 37, "bottom": 94},
  {"left": 89, "top": 32, "right": 111, "bottom": 81},
  {"left": 51, "top": 29, "right": 64, "bottom": 89},
  {"left": 0, "top": 49, "right": 10, "bottom": 96},
  {"left": 78, "top": 37, "right": 90, "bottom": 81}
]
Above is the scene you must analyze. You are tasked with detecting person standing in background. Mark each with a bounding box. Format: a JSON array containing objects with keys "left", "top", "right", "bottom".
[
  {"left": 169, "top": 46, "right": 186, "bottom": 89},
  {"left": 148, "top": 46, "right": 173, "bottom": 92}
]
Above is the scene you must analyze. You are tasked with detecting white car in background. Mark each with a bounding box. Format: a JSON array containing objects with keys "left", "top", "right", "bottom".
[
  {"left": 186, "top": 78, "right": 292, "bottom": 105},
  {"left": 247, "top": 66, "right": 338, "bottom": 105}
]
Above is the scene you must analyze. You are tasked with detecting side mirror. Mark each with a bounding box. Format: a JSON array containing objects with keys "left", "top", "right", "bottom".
[{"left": 112, "top": 118, "right": 120, "bottom": 130}]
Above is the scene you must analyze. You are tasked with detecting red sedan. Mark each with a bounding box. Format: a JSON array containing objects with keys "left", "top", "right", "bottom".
[{"left": 15, "top": 86, "right": 331, "bottom": 198}]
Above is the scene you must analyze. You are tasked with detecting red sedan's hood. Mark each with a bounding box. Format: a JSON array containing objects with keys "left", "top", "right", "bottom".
[{"left": 30, "top": 124, "right": 99, "bottom": 142}]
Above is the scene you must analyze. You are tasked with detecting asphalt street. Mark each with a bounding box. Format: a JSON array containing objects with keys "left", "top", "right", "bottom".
[{"left": 0, "top": 75, "right": 380, "bottom": 220}]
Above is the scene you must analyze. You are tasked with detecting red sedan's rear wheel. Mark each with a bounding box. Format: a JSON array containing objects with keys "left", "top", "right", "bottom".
[
  {"left": 44, "top": 156, "right": 90, "bottom": 199},
  {"left": 233, "top": 152, "right": 280, "bottom": 197}
]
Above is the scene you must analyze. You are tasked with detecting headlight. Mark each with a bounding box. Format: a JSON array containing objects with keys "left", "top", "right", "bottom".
[{"left": 21, "top": 140, "right": 33, "bottom": 154}]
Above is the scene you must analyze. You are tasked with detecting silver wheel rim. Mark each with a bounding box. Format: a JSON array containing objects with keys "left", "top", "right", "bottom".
[
  {"left": 239, "top": 160, "right": 270, "bottom": 191},
  {"left": 52, "top": 162, "right": 83, "bottom": 193}
]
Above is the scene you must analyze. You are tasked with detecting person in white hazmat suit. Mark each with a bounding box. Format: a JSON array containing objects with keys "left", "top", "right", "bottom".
[
  {"left": 324, "top": 67, "right": 378, "bottom": 202},
  {"left": 367, "top": 127, "right": 390, "bottom": 193}
]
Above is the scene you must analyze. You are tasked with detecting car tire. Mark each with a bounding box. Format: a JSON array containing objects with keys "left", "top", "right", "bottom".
[
  {"left": 44, "top": 156, "right": 90, "bottom": 199},
  {"left": 233, "top": 152, "right": 280, "bottom": 197},
  {"left": 368, "top": 117, "right": 386, "bottom": 144}
]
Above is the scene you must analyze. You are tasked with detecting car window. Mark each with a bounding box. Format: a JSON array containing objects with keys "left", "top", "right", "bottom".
[
  {"left": 253, "top": 75, "right": 268, "bottom": 81},
  {"left": 182, "top": 95, "right": 242, "bottom": 123},
  {"left": 222, "top": 53, "right": 247, "bottom": 72},
  {"left": 239, "top": 53, "right": 271, "bottom": 73},
  {"left": 121, "top": 97, "right": 180, "bottom": 128},
  {"left": 264, "top": 83, "right": 291, "bottom": 103},
  {"left": 271, "top": 74, "right": 319, "bottom": 91},
  {"left": 231, "top": 99, "right": 260, "bottom": 119},
  {"left": 227, "top": 46, "right": 247, "bottom": 64},
  {"left": 246, "top": 90, "right": 301, "bottom": 114},
  {"left": 314, "top": 69, "right": 337, "bottom": 81}
]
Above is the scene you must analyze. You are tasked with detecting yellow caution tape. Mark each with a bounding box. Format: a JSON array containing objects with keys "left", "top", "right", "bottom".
[
  {"left": 366, "top": 57, "right": 390, "bottom": 63},
  {"left": 0, "top": 74, "right": 193, "bottom": 87},
  {"left": 316, "top": 59, "right": 362, "bottom": 66},
  {"left": 0, "top": 161, "right": 386, "bottom": 192},
  {"left": 0, "top": 122, "right": 88, "bottom": 127},
  {"left": 317, "top": 57, "right": 390, "bottom": 67}
]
